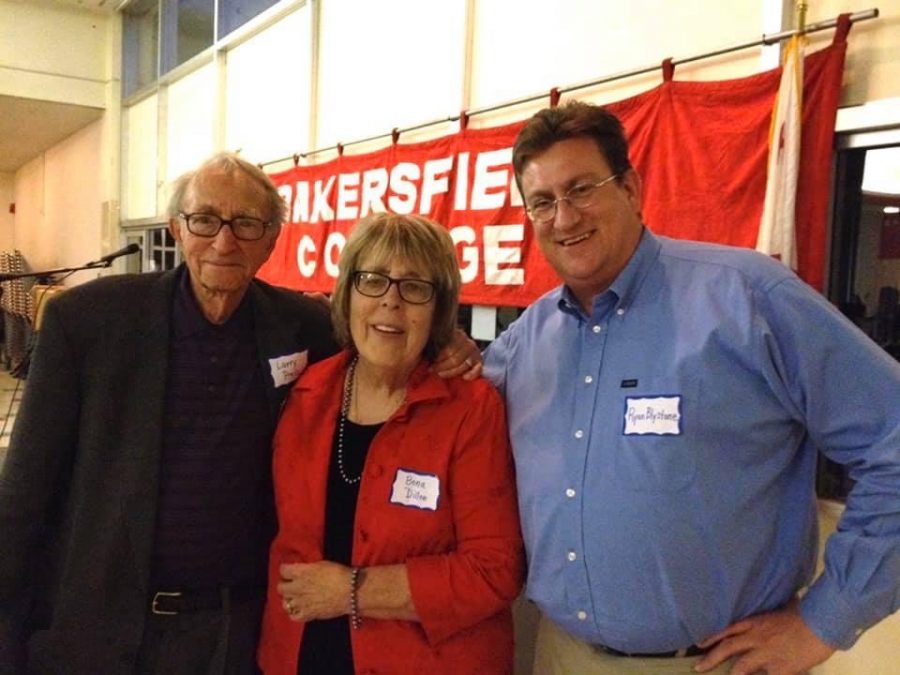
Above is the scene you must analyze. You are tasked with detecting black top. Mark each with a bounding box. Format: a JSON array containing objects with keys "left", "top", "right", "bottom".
[{"left": 298, "top": 418, "right": 382, "bottom": 675}]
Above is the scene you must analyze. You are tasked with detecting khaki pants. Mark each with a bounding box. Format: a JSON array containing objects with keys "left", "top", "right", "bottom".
[{"left": 533, "top": 615, "right": 733, "bottom": 675}]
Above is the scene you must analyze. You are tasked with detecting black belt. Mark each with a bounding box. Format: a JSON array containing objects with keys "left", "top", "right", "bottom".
[
  {"left": 592, "top": 643, "right": 709, "bottom": 658},
  {"left": 149, "top": 586, "right": 263, "bottom": 616}
]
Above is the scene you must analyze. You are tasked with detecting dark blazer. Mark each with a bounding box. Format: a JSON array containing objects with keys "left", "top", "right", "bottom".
[{"left": 0, "top": 267, "right": 337, "bottom": 674}]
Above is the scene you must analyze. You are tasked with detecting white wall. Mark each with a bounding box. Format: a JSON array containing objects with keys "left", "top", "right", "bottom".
[
  {"left": 224, "top": 8, "right": 311, "bottom": 164},
  {"left": 0, "top": 173, "right": 13, "bottom": 252},
  {"left": 0, "top": 0, "right": 108, "bottom": 107},
  {"left": 122, "top": 94, "right": 159, "bottom": 220},
  {"left": 315, "top": 0, "right": 466, "bottom": 149},
  {"left": 807, "top": 0, "right": 900, "bottom": 106},
  {"left": 4, "top": 0, "right": 121, "bottom": 276},
  {"left": 14, "top": 120, "right": 106, "bottom": 285},
  {"left": 813, "top": 502, "right": 900, "bottom": 675},
  {"left": 470, "top": 0, "right": 773, "bottom": 126}
]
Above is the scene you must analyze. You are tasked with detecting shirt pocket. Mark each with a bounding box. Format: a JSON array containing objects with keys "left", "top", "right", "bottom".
[{"left": 613, "top": 377, "right": 699, "bottom": 493}]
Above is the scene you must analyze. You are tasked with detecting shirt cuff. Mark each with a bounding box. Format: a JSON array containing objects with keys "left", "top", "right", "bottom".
[
  {"left": 406, "top": 555, "right": 459, "bottom": 645},
  {"left": 800, "top": 578, "right": 870, "bottom": 650}
]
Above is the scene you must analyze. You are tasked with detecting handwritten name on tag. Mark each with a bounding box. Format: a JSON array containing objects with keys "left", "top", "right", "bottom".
[
  {"left": 623, "top": 395, "right": 682, "bottom": 435},
  {"left": 268, "top": 351, "right": 308, "bottom": 388},
  {"left": 390, "top": 469, "right": 440, "bottom": 511}
]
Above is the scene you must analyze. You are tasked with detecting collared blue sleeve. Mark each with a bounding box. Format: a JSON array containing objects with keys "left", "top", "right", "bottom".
[
  {"left": 758, "top": 277, "right": 900, "bottom": 648},
  {"left": 483, "top": 323, "right": 513, "bottom": 397}
]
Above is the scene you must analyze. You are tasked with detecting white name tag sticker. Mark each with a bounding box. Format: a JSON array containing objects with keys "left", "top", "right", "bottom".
[
  {"left": 623, "top": 395, "right": 682, "bottom": 435},
  {"left": 268, "top": 350, "right": 308, "bottom": 388},
  {"left": 390, "top": 469, "right": 440, "bottom": 511}
]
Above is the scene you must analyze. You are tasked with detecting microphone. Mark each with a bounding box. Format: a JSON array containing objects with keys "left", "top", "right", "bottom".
[{"left": 97, "top": 243, "right": 141, "bottom": 264}]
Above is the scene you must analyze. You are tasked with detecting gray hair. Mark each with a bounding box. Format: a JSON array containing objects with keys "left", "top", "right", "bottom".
[{"left": 167, "top": 152, "right": 287, "bottom": 226}]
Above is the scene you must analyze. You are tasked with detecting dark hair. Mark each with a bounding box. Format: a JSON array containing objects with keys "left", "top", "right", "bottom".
[
  {"left": 512, "top": 101, "right": 633, "bottom": 192},
  {"left": 332, "top": 212, "right": 461, "bottom": 360}
]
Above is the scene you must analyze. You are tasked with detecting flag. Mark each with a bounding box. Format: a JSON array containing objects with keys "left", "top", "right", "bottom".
[{"left": 757, "top": 35, "right": 804, "bottom": 269}]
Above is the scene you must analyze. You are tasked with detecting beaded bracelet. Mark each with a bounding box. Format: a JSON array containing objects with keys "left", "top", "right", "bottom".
[{"left": 350, "top": 566, "right": 363, "bottom": 629}]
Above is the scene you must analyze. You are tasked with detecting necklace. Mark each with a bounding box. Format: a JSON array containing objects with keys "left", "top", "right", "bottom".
[{"left": 336, "top": 355, "right": 363, "bottom": 484}]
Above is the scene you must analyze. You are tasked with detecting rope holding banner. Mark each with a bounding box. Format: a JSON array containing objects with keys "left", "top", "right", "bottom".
[
  {"left": 292, "top": 153, "right": 301, "bottom": 167},
  {"left": 391, "top": 128, "right": 400, "bottom": 145},
  {"left": 834, "top": 13, "right": 851, "bottom": 43},
  {"left": 336, "top": 143, "right": 344, "bottom": 156},
  {"left": 549, "top": 88, "right": 560, "bottom": 107},
  {"left": 459, "top": 110, "right": 469, "bottom": 130},
  {"left": 662, "top": 58, "right": 675, "bottom": 82}
]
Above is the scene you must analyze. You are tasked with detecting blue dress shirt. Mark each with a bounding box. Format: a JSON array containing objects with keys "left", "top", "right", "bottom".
[{"left": 484, "top": 228, "right": 900, "bottom": 652}]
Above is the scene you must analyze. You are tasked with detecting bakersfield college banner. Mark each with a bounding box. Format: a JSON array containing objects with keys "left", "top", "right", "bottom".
[
  {"left": 258, "top": 123, "right": 554, "bottom": 307},
  {"left": 258, "top": 17, "right": 848, "bottom": 305}
]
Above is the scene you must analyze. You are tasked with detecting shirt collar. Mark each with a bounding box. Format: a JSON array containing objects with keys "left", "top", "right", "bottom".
[
  {"left": 172, "top": 266, "right": 254, "bottom": 338},
  {"left": 556, "top": 227, "right": 661, "bottom": 318}
]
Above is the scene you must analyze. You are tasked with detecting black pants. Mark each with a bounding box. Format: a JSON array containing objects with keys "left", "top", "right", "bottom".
[{"left": 136, "top": 594, "right": 265, "bottom": 675}]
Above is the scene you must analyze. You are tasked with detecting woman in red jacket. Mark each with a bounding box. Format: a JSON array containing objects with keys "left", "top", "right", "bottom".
[{"left": 258, "top": 212, "right": 524, "bottom": 675}]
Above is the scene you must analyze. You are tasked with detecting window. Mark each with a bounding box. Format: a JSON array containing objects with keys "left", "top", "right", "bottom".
[
  {"left": 147, "top": 226, "right": 182, "bottom": 272},
  {"left": 161, "top": 0, "right": 215, "bottom": 74},
  {"left": 123, "top": 0, "right": 296, "bottom": 99},
  {"left": 122, "top": 0, "right": 160, "bottom": 97},
  {"left": 218, "top": 0, "right": 281, "bottom": 37},
  {"left": 818, "top": 133, "right": 900, "bottom": 502}
]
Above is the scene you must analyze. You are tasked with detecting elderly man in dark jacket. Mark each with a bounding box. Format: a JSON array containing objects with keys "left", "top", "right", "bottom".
[{"left": 0, "top": 153, "right": 339, "bottom": 674}]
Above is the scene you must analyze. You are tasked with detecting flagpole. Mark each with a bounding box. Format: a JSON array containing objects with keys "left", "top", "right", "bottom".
[{"left": 797, "top": 0, "right": 809, "bottom": 31}]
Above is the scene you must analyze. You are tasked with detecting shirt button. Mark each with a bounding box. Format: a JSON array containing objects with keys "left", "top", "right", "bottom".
[
  {"left": 592, "top": 325, "right": 602, "bottom": 334},
  {"left": 574, "top": 429, "right": 584, "bottom": 439},
  {"left": 616, "top": 307, "right": 626, "bottom": 316},
  {"left": 565, "top": 488, "right": 576, "bottom": 498},
  {"left": 584, "top": 375, "right": 593, "bottom": 384},
  {"left": 577, "top": 610, "right": 588, "bottom": 621},
  {"left": 567, "top": 550, "right": 577, "bottom": 561}
]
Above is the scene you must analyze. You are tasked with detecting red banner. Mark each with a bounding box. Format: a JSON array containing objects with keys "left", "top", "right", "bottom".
[{"left": 259, "top": 24, "right": 847, "bottom": 305}]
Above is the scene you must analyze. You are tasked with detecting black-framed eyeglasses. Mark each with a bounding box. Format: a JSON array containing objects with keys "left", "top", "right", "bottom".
[
  {"left": 179, "top": 212, "right": 272, "bottom": 241},
  {"left": 525, "top": 174, "right": 620, "bottom": 224},
  {"left": 352, "top": 271, "right": 436, "bottom": 305}
]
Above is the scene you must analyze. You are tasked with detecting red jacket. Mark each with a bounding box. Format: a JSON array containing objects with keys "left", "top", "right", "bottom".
[{"left": 258, "top": 351, "right": 524, "bottom": 675}]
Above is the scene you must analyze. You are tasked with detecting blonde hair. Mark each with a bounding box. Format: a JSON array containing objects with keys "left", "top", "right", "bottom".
[{"left": 332, "top": 213, "right": 461, "bottom": 360}]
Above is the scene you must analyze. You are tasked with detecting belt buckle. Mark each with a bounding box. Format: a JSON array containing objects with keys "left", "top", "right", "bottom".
[{"left": 151, "top": 591, "right": 182, "bottom": 615}]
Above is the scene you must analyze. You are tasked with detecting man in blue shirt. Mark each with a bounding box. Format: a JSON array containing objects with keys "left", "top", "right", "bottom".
[{"left": 483, "top": 101, "right": 900, "bottom": 675}]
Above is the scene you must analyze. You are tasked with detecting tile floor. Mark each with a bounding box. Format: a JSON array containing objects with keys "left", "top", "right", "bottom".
[{"left": 0, "top": 368, "right": 25, "bottom": 469}]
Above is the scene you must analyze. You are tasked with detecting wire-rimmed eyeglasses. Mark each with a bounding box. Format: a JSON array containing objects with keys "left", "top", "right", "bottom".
[
  {"left": 179, "top": 212, "right": 272, "bottom": 241},
  {"left": 352, "top": 271, "right": 436, "bottom": 305},
  {"left": 525, "top": 174, "right": 620, "bottom": 224}
]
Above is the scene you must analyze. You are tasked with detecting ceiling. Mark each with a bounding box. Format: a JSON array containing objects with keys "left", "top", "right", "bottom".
[
  {"left": 0, "top": 96, "right": 105, "bottom": 173},
  {"left": 21, "top": 0, "right": 117, "bottom": 12}
]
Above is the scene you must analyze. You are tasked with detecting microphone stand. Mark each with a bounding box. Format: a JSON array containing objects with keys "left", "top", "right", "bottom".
[
  {"left": 0, "top": 258, "right": 115, "bottom": 283},
  {"left": 0, "top": 257, "right": 122, "bottom": 379}
]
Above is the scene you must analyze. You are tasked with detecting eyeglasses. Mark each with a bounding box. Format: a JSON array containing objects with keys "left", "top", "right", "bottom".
[
  {"left": 352, "top": 271, "right": 436, "bottom": 305},
  {"left": 179, "top": 212, "right": 272, "bottom": 241},
  {"left": 525, "top": 174, "right": 620, "bottom": 224}
]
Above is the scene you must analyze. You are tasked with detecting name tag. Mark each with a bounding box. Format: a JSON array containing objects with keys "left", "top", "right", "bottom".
[
  {"left": 623, "top": 395, "right": 682, "bottom": 435},
  {"left": 390, "top": 469, "right": 440, "bottom": 511},
  {"left": 268, "top": 351, "right": 308, "bottom": 388}
]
